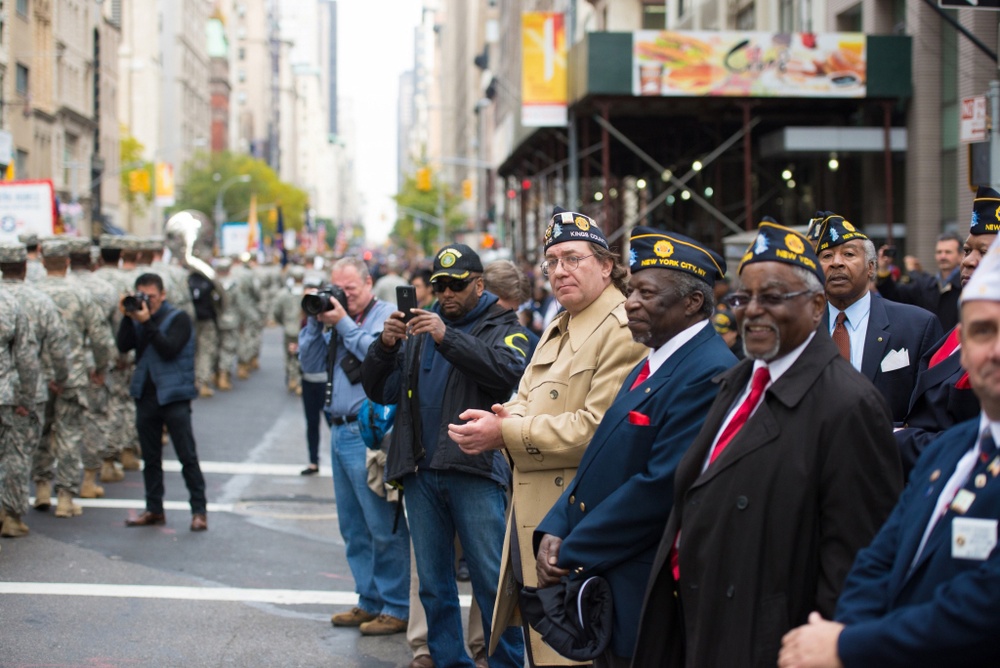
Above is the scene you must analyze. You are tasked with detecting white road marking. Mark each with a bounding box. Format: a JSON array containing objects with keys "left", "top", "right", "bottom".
[
  {"left": 0, "top": 582, "right": 472, "bottom": 607},
  {"left": 161, "top": 460, "right": 331, "bottom": 476}
]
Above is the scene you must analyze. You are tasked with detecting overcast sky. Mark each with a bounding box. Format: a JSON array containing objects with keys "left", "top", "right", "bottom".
[{"left": 337, "top": 0, "right": 421, "bottom": 244}]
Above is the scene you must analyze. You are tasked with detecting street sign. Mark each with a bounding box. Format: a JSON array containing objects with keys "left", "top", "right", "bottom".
[
  {"left": 939, "top": 0, "right": 1000, "bottom": 9},
  {"left": 961, "top": 95, "right": 988, "bottom": 144}
]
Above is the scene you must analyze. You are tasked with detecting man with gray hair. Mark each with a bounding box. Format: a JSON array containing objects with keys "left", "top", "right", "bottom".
[{"left": 811, "top": 213, "right": 941, "bottom": 422}]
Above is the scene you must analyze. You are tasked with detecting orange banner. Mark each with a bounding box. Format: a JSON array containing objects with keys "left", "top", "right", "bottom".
[
  {"left": 154, "top": 162, "right": 175, "bottom": 206},
  {"left": 521, "top": 12, "right": 567, "bottom": 127}
]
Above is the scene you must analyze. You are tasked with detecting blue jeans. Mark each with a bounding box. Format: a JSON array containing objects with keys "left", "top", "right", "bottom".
[
  {"left": 330, "top": 421, "right": 410, "bottom": 618},
  {"left": 403, "top": 470, "right": 524, "bottom": 668}
]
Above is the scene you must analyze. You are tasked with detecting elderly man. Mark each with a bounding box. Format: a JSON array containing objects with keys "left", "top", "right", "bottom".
[
  {"left": 363, "top": 243, "right": 529, "bottom": 667},
  {"left": 298, "top": 256, "right": 410, "bottom": 636},
  {"left": 632, "top": 220, "right": 903, "bottom": 668},
  {"left": 891, "top": 187, "right": 999, "bottom": 476},
  {"left": 810, "top": 214, "right": 941, "bottom": 422},
  {"left": 451, "top": 207, "right": 647, "bottom": 666},
  {"left": 779, "top": 235, "right": 1000, "bottom": 668},
  {"left": 531, "top": 228, "right": 737, "bottom": 667}
]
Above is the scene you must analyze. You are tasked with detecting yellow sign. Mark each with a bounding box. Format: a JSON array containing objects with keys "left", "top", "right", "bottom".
[
  {"left": 522, "top": 12, "right": 567, "bottom": 127},
  {"left": 154, "top": 162, "right": 175, "bottom": 206}
]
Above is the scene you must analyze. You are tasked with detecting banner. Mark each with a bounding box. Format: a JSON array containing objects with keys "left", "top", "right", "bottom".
[
  {"left": 154, "top": 162, "right": 175, "bottom": 206},
  {"left": 246, "top": 194, "right": 259, "bottom": 251},
  {"left": 633, "top": 31, "right": 866, "bottom": 98},
  {"left": 521, "top": 12, "right": 567, "bottom": 127}
]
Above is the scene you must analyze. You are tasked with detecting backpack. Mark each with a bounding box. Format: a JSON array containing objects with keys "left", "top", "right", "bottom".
[{"left": 358, "top": 399, "right": 396, "bottom": 450}]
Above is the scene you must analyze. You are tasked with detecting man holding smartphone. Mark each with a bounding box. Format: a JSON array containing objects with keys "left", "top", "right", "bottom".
[{"left": 362, "top": 243, "right": 531, "bottom": 667}]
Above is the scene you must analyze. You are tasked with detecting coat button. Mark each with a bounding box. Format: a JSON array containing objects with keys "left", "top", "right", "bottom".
[
  {"left": 579, "top": 502, "right": 586, "bottom": 512},
  {"left": 569, "top": 495, "right": 575, "bottom": 504},
  {"left": 554, "top": 476, "right": 563, "bottom": 486},
  {"left": 736, "top": 496, "right": 749, "bottom": 510},
  {"left": 549, "top": 389, "right": 559, "bottom": 399}
]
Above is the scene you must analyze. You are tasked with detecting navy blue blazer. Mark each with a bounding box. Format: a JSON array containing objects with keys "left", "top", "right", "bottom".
[
  {"left": 534, "top": 323, "right": 737, "bottom": 658},
  {"left": 896, "top": 328, "right": 980, "bottom": 478},
  {"left": 825, "top": 294, "right": 941, "bottom": 423},
  {"left": 835, "top": 418, "right": 1000, "bottom": 667}
]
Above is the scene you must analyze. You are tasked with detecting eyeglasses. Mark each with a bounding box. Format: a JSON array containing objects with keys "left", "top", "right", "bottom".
[
  {"left": 431, "top": 277, "right": 475, "bottom": 294},
  {"left": 723, "top": 289, "right": 815, "bottom": 310},
  {"left": 540, "top": 254, "right": 594, "bottom": 277}
]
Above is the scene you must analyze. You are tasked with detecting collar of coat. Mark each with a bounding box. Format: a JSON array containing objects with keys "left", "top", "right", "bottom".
[{"left": 549, "top": 283, "right": 629, "bottom": 352}]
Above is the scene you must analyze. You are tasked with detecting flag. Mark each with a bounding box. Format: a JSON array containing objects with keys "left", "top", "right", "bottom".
[
  {"left": 275, "top": 205, "right": 287, "bottom": 267},
  {"left": 246, "top": 193, "right": 259, "bottom": 251}
]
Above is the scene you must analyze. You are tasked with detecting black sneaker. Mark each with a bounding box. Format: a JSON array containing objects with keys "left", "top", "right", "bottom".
[{"left": 301, "top": 465, "right": 319, "bottom": 476}]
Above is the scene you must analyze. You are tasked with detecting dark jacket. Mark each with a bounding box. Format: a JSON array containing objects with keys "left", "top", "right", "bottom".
[
  {"left": 877, "top": 268, "right": 961, "bottom": 331},
  {"left": 362, "top": 296, "right": 530, "bottom": 485},
  {"left": 118, "top": 301, "right": 197, "bottom": 405},
  {"left": 631, "top": 332, "right": 903, "bottom": 668}
]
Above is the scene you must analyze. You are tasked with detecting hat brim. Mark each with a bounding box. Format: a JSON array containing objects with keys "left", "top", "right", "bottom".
[{"left": 430, "top": 270, "right": 472, "bottom": 282}]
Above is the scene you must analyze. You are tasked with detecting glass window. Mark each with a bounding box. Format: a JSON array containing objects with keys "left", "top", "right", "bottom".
[
  {"left": 15, "top": 63, "right": 28, "bottom": 95},
  {"left": 736, "top": 4, "right": 755, "bottom": 30},
  {"left": 17, "top": 0, "right": 28, "bottom": 17},
  {"left": 642, "top": 2, "right": 666, "bottom": 29},
  {"left": 15, "top": 149, "right": 28, "bottom": 179}
]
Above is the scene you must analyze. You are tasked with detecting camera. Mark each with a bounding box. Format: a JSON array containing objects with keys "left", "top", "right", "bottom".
[
  {"left": 123, "top": 292, "right": 150, "bottom": 312},
  {"left": 301, "top": 284, "right": 349, "bottom": 315}
]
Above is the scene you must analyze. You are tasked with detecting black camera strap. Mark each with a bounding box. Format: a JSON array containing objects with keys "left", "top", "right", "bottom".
[{"left": 324, "top": 297, "right": 378, "bottom": 406}]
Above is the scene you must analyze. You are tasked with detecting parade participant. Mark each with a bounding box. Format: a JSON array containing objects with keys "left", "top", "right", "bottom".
[
  {"left": 272, "top": 264, "right": 306, "bottom": 395},
  {"left": 876, "top": 232, "right": 963, "bottom": 331},
  {"left": 0, "top": 244, "right": 52, "bottom": 538},
  {"left": 298, "top": 256, "right": 410, "bottom": 635},
  {"left": 893, "top": 187, "right": 999, "bottom": 475},
  {"left": 213, "top": 258, "right": 239, "bottom": 391},
  {"left": 450, "top": 207, "right": 647, "bottom": 666},
  {"left": 117, "top": 273, "right": 208, "bottom": 532},
  {"left": 778, "top": 235, "right": 1000, "bottom": 668},
  {"left": 631, "top": 220, "right": 902, "bottom": 668},
  {"left": 363, "top": 243, "right": 529, "bottom": 667},
  {"left": 115, "top": 237, "right": 144, "bottom": 471},
  {"left": 32, "top": 238, "right": 114, "bottom": 518},
  {"left": 17, "top": 232, "right": 46, "bottom": 281},
  {"left": 812, "top": 214, "right": 941, "bottom": 422},
  {"left": 532, "top": 228, "right": 737, "bottom": 667}
]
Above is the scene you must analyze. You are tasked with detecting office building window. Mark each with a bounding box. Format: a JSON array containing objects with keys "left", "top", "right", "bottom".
[
  {"left": 736, "top": 4, "right": 755, "bottom": 30},
  {"left": 642, "top": 1, "right": 666, "bottom": 29},
  {"left": 17, "top": 0, "right": 28, "bottom": 17},
  {"left": 15, "top": 149, "right": 28, "bottom": 178},
  {"left": 16, "top": 63, "right": 28, "bottom": 95}
]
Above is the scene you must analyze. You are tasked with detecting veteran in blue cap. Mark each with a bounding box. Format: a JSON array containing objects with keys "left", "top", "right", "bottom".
[
  {"left": 813, "top": 213, "right": 941, "bottom": 422},
  {"left": 530, "top": 225, "right": 737, "bottom": 667},
  {"left": 633, "top": 217, "right": 902, "bottom": 668}
]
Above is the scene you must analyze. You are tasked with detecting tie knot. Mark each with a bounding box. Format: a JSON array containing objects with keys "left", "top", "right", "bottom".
[
  {"left": 835, "top": 311, "right": 848, "bottom": 326},
  {"left": 751, "top": 366, "right": 771, "bottom": 391}
]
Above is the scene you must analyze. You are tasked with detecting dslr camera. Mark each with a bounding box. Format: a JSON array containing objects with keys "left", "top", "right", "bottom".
[
  {"left": 301, "top": 284, "right": 349, "bottom": 315},
  {"left": 122, "top": 292, "right": 150, "bottom": 313}
]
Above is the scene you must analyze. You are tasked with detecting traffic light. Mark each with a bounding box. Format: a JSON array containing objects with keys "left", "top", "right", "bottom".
[
  {"left": 416, "top": 167, "right": 432, "bottom": 192},
  {"left": 462, "top": 179, "right": 473, "bottom": 200}
]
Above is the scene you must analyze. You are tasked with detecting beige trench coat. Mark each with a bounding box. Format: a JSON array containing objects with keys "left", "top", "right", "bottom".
[{"left": 489, "top": 284, "right": 647, "bottom": 665}]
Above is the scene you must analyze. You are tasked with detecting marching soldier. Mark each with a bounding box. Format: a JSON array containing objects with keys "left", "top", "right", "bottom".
[
  {"left": 214, "top": 258, "right": 239, "bottom": 391},
  {"left": 272, "top": 264, "right": 306, "bottom": 394}
]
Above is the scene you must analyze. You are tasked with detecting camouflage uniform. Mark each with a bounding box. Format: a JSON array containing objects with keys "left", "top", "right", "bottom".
[
  {"left": 0, "top": 288, "right": 41, "bottom": 522},
  {"left": 32, "top": 239, "right": 115, "bottom": 505},
  {"left": 214, "top": 259, "right": 240, "bottom": 387},
  {"left": 272, "top": 268, "right": 305, "bottom": 392},
  {"left": 231, "top": 260, "right": 263, "bottom": 377}
]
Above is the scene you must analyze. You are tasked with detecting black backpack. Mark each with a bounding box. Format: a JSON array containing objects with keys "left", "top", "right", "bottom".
[{"left": 188, "top": 272, "right": 218, "bottom": 321}]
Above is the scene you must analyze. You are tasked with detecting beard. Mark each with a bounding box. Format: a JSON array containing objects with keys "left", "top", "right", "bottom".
[{"left": 741, "top": 321, "right": 781, "bottom": 361}]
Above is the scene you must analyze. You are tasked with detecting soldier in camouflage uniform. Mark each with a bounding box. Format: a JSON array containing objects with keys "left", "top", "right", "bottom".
[
  {"left": 32, "top": 238, "right": 115, "bottom": 518},
  {"left": 150, "top": 236, "right": 196, "bottom": 321},
  {"left": 272, "top": 264, "right": 305, "bottom": 394},
  {"left": 0, "top": 245, "right": 55, "bottom": 538},
  {"left": 69, "top": 239, "right": 124, "bottom": 489},
  {"left": 231, "top": 255, "right": 263, "bottom": 379},
  {"left": 214, "top": 258, "right": 239, "bottom": 390},
  {"left": 17, "top": 233, "right": 47, "bottom": 282},
  {"left": 113, "top": 237, "right": 143, "bottom": 470}
]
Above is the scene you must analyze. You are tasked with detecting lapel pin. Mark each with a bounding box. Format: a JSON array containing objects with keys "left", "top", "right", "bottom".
[
  {"left": 930, "top": 469, "right": 941, "bottom": 482},
  {"left": 877, "top": 337, "right": 884, "bottom": 342},
  {"left": 976, "top": 474, "right": 988, "bottom": 489}
]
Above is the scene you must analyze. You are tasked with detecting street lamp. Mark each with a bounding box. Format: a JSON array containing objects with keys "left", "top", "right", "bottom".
[{"left": 213, "top": 174, "right": 251, "bottom": 228}]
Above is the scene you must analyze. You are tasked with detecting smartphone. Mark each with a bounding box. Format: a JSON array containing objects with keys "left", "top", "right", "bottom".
[{"left": 396, "top": 285, "right": 418, "bottom": 323}]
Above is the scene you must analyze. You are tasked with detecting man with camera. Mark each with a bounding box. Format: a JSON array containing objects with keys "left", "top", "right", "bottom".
[
  {"left": 116, "top": 273, "right": 208, "bottom": 532},
  {"left": 298, "top": 257, "right": 411, "bottom": 636}
]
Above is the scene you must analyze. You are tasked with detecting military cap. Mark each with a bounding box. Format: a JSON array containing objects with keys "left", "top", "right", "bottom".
[
  {"left": 142, "top": 236, "right": 165, "bottom": 252},
  {"left": 40, "top": 238, "right": 72, "bottom": 258},
  {"left": 430, "top": 243, "right": 484, "bottom": 282},
  {"left": 99, "top": 234, "right": 125, "bottom": 250},
  {"left": 215, "top": 257, "right": 233, "bottom": 271},
  {"left": 17, "top": 233, "right": 39, "bottom": 249},
  {"left": 962, "top": 235, "right": 1000, "bottom": 303},
  {"left": 66, "top": 237, "right": 91, "bottom": 255},
  {"left": 628, "top": 226, "right": 726, "bottom": 285},
  {"left": 90, "top": 246, "right": 101, "bottom": 264},
  {"left": 970, "top": 186, "right": 1000, "bottom": 236},
  {"left": 0, "top": 242, "right": 28, "bottom": 263},
  {"left": 738, "top": 218, "right": 825, "bottom": 284},
  {"left": 712, "top": 309, "right": 736, "bottom": 335},
  {"left": 543, "top": 206, "right": 609, "bottom": 252},
  {"left": 814, "top": 213, "right": 868, "bottom": 253},
  {"left": 288, "top": 265, "right": 306, "bottom": 280},
  {"left": 120, "top": 236, "right": 143, "bottom": 252}
]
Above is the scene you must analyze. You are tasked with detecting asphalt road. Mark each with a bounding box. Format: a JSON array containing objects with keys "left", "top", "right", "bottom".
[{"left": 0, "top": 326, "right": 423, "bottom": 667}]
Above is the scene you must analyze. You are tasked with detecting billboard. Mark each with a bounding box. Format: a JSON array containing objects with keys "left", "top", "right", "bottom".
[
  {"left": 633, "top": 31, "right": 866, "bottom": 98},
  {"left": 0, "top": 179, "right": 58, "bottom": 241},
  {"left": 522, "top": 12, "right": 568, "bottom": 127}
]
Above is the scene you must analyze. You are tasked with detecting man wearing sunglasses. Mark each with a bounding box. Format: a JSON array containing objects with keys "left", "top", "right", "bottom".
[
  {"left": 632, "top": 220, "right": 902, "bottom": 668},
  {"left": 363, "top": 243, "right": 530, "bottom": 667},
  {"left": 450, "top": 207, "right": 647, "bottom": 666}
]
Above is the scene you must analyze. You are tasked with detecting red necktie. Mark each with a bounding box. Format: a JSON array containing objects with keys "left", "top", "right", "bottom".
[
  {"left": 630, "top": 360, "right": 650, "bottom": 391},
  {"left": 832, "top": 311, "right": 851, "bottom": 361},
  {"left": 929, "top": 328, "right": 960, "bottom": 368},
  {"left": 671, "top": 366, "right": 771, "bottom": 579}
]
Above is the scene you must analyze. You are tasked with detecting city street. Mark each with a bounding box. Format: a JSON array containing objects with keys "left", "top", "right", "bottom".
[{"left": 0, "top": 327, "right": 451, "bottom": 667}]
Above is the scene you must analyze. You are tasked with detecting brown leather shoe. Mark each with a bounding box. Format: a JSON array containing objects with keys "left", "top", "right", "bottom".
[
  {"left": 330, "top": 606, "right": 378, "bottom": 627},
  {"left": 359, "top": 613, "right": 407, "bottom": 636},
  {"left": 125, "top": 511, "right": 166, "bottom": 527},
  {"left": 408, "top": 656, "right": 435, "bottom": 668},
  {"left": 190, "top": 514, "right": 208, "bottom": 532}
]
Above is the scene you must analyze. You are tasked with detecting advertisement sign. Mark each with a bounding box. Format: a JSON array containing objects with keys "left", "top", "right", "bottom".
[
  {"left": 219, "top": 222, "right": 261, "bottom": 257},
  {"left": 633, "top": 31, "right": 867, "bottom": 98},
  {"left": 0, "top": 179, "right": 57, "bottom": 241},
  {"left": 154, "top": 162, "right": 175, "bottom": 206},
  {"left": 522, "top": 12, "right": 568, "bottom": 127},
  {"left": 960, "top": 95, "right": 988, "bottom": 144}
]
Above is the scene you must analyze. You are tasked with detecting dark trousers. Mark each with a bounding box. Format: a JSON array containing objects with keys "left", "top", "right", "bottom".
[
  {"left": 301, "top": 379, "right": 328, "bottom": 466},
  {"left": 135, "top": 389, "right": 206, "bottom": 515}
]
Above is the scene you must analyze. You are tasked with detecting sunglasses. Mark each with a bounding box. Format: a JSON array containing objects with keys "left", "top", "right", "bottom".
[{"left": 431, "top": 277, "right": 476, "bottom": 293}]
